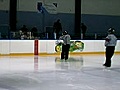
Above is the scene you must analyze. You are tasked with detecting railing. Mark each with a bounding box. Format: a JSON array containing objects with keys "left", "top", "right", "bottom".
[{"left": 0, "top": 31, "right": 120, "bottom": 40}]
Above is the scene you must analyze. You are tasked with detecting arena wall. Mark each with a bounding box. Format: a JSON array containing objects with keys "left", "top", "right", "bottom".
[
  {"left": 0, "top": 40, "right": 120, "bottom": 55},
  {"left": 0, "top": 0, "right": 120, "bottom": 35}
]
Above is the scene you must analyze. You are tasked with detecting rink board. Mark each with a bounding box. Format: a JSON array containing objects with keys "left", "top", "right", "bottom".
[{"left": 0, "top": 40, "right": 120, "bottom": 56}]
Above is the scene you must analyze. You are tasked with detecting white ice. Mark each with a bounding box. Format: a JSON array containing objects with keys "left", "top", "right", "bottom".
[{"left": 0, "top": 54, "right": 120, "bottom": 90}]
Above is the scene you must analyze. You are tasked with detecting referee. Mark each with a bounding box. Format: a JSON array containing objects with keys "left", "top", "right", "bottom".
[
  {"left": 103, "top": 27, "right": 117, "bottom": 68},
  {"left": 59, "top": 31, "right": 71, "bottom": 60}
]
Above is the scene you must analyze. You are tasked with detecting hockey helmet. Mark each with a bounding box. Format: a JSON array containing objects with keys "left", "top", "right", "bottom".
[
  {"left": 108, "top": 27, "right": 115, "bottom": 34},
  {"left": 62, "top": 31, "right": 68, "bottom": 35}
]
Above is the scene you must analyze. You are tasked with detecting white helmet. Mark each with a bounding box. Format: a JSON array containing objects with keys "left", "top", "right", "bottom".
[
  {"left": 108, "top": 27, "right": 115, "bottom": 34},
  {"left": 62, "top": 31, "right": 68, "bottom": 35}
]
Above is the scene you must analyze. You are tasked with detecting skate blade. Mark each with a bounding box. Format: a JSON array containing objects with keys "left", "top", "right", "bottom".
[{"left": 103, "top": 66, "right": 111, "bottom": 71}]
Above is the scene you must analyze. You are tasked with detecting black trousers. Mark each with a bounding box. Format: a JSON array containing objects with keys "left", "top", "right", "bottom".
[
  {"left": 61, "top": 44, "right": 70, "bottom": 60},
  {"left": 105, "top": 46, "right": 115, "bottom": 67}
]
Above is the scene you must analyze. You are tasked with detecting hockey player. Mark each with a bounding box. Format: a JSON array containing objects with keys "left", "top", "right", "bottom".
[
  {"left": 59, "top": 31, "right": 71, "bottom": 60},
  {"left": 103, "top": 27, "right": 117, "bottom": 68}
]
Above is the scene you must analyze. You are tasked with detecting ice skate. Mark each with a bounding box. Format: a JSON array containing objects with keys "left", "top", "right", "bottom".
[{"left": 103, "top": 65, "right": 111, "bottom": 71}]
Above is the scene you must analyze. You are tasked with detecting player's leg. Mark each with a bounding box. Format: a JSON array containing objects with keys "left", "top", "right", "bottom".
[
  {"left": 61, "top": 45, "right": 65, "bottom": 59},
  {"left": 104, "top": 46, "right": 115, "bottom": 67},
  {"left": 65, "top": 44, "right": 70, "bottom": 60},
  {"left": 107, "top": 46, "right": 115, "bottom": 67},
  {"left": 103, "top": 47, "right": 110, "bottom": 67}
]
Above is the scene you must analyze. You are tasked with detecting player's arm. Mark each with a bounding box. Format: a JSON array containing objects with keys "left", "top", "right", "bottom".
[
  {"left": 59, "top": 35, "right": 64, "bottom": 40},
  {"left": 105, "top": 36, "right": 111, "bottom": 46}
]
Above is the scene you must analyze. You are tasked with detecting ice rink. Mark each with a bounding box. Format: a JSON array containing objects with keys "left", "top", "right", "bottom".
[{"left": 0, "top": 54, "right": 120, "bottom": 90}]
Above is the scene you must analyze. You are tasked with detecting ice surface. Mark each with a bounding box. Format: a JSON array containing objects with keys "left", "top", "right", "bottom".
[{"left": 0, "top": 55, "right": 120, "bottom": 90}]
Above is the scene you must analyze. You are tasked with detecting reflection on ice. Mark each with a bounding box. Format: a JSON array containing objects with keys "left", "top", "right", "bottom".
[{"left": 55, "top": 57, "right": 83, "bottom": 70}]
